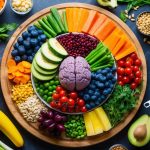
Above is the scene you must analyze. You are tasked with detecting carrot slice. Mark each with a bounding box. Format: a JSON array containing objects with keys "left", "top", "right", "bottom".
[
  {"left": 20, "top": 74, "right": 31, "bottom": 84},
  {"left": 82, "top": 10, "right": 98, "bottom": 33},
  {"left": 77, "top": 8, "right": 89, "bottom": 32},
  {"left": 17, "top": 62, "right": 25, "bottom": 72},
  {"left": 74, "top": 8, "right": 82, "bottom": 32},
  {"left": 66, "top": 8, "right": 74, "bottom": 32},
  {"left": 15, "top": 71, "right": 24, "bottom": 77},
  {"left": 22, "top": 61, "right": 31, "bottom": 69},
  {"left": 7, "top": 59, "right": 16, "bottom": 68},
  {"left": 89, "top": 13, "right": 107, "bottom": 35},
  {"left": 24, "top": 68, "right": 31, "bottom": 74},
  {"left": 13, "top": 77, "right": 21, "bottom": 84},
  {"left": 72, "top": 8, "right": 80, "bottom": 32},
  {"left": 94, "top": 19, "right": 116, "bottom": 41},
  {"left": 8, "top": 74, "right": 15, "bottom": 80},
  {"left": 8, "top": 66, "right": 18, "bottom": 73}
]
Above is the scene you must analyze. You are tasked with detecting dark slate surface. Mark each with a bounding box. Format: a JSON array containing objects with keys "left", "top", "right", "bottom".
[{"left": 0, "top": 0, "right": 150, "bottom": 150}]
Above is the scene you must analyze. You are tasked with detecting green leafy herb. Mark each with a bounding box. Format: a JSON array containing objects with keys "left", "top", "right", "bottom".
[
  {"left": 103, "top": 85, "right": 140, "bottom": 127},
  {"left": 120, "top": 11, "right": 127, "bottom": 22},
  {"left": 0, "top": 23, "right": 18, "bottom": 41}
]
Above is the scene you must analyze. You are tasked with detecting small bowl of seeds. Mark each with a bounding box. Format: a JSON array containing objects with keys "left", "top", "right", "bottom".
[
  {"left": 109, "top": 144, "right": 128, "bottom": 150},
  {"left": 136, "top": 11, "right": 150, "bottom": 36}
]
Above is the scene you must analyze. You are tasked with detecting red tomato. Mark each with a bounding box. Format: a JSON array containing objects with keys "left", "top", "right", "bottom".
[
  {"left": 117, "top": 60, "right": 125, "bottom": 67},
  {"left": 125, "top": 67, "right": 132, "bottom": 75},
  {"left": 75, "top": 106, "right": 80, "bottom": 112},
  {"left": 61, "top": 107, "right": 67, "bottom": 112},
  {"left": 50, "top": 101, "right": 56, "bottom": 108},
  {"left": 77, "top": 99, "right": 85, "bottom": 107},
  {"left": 60, "top": 96, "right": 68, "bottom": 103},
  {"left": 129, "top": 73, "right": 134, "bottom": 80},
  {"left": 130, "top": 82, "right": 137, "bottom": 90},
  {"left": 68, "top": 98, "right": 75, "bottom": 107},
  {"left": 135, "top": 70, "right": 142, "bottom": 78},
  {"left": 81, "top": 106, "right": 87, "bottom": 112},
  {"left": 56, "top": 86, "right": 63, "bottom": 93},
  {"left": 125, "top": 61, "right": 132, "bottom": 67},
  {"left": 133, "top": 66, "right": 139, "bottom": 72},
  {"left": 118, "top": 81, "right": 124, "bottom": 86},
  {"left": 130, "top": 53, "right": 138, "bottom": 60},
  {"left": 59, "top": 90, "right": 66, "bottom": 97},
  {"left": 123, "top": 76, "right": 130, "bottom": 83},
  {"left": 57, "top": 102, "right": 62, "bottom": 108},
  {"left": 70, "top": 92, "right": 78, "bottom": 99},
  {"left": 135, "top": 59, "right": 142, "bottom": 67},
  {"left": 126, "top": 57, "right": 134, "bottom": 65},
  {"left": 68, "top": 107, "right": 74, "bottom": 113},
  {"left": 134, "top": 77, "right": 141, "bottom": 85},
  {"left": 117, "top": 67, "right": 125, "bottom": 75},
  {"left": 52, "top": 93, "right": 60, "bottom": 100},
  {"left": 118, "top": 75, "right": 123, "bottom": 81}
]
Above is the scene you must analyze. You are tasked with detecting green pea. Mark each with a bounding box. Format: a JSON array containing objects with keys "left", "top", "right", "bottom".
[
  {"left": 53, "top": 90, "right": 56, "bottom": 93},
  {"left": 52, "top": 85, "right": 56, "bottom": 90},
  {"left": 44, "top": 82, "right": 49, "bottom": 88},
  {"left": 49, "top": 80, "right": 55, "bottom": 85},
  {"left": 55, "top": 80, "right": 59, "bottom": 85},
  {"left": 47, "top": 97, "right": 52, "bottom": 102},
  {"left": 39, "top": 89, "right": 43, "bottom": 93},
  {"left": 36, "top": 87, "right": 40, "bottom": 91},
  {"left": 40, "top": 84, "right": 44, "bottom": 89},
  {"left": 43, "top": 95, "right": 48, "bottom": 100},
  {"left": 48, "top": 91, "right": 53, "bottom": 96},
  {"left": 48, "top": 86, "right": 53, "bottom": 91},
  {"left": 44, "top": 90, "right": 49, "bottom": 94}
]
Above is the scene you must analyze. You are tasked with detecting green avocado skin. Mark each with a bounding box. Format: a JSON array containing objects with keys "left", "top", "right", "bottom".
[
  {"left": 128, "top": 114, "right": 150, "bottom": 147},
  {"left": 97, "top": 0, "right": 118, "bottom": 8}
]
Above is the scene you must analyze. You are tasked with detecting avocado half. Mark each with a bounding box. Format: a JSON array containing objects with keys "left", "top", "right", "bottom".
[
  {"left": 128, "top": 114, "right": 150, "bottom": 147},
  {"left": 97, "top": 0, "right": 118, "bottom": 8}
]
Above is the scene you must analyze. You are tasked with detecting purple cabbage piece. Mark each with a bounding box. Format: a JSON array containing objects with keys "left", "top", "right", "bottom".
[{"left": 59, "top": 56, "right": 91, "bottom": 91}]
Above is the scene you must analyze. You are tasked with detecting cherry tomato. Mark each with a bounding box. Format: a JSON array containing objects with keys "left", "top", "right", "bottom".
[
  {"left": 68, "top": 107, "right": 74, "bottom": 113},
  {"left": 131, "top": 66, "right": 134, "bottom": 70},
  {"left": 130, "top": 53, "right": 138, "bottom": 60},
  {"left": 118, "top": 75, "right": 123, "bottom": 81},
  {"left": 70, "top": 92, "right": 78, "bottom": 99},
  {"left": 133, "top": 66, "right": 139, "bottom": 72},
  {"left": 68, "top": 98, "right": 75, "bottom": 107},
  {"left": 50, "top": 101, "right": 56, "bottom": 108},
  {"left": 118, "top": 81, "right": 124, "bottom": 86},
  {"left": 52, "top": 93, "right": 60, "bottom": 100},
  {"left": 61, "top": 107, "right": 67, "bottom": 112},
  {"left": 126, "top": 57, "right": 133, "bottom": 65},
  {"left": 123, "top": 76, "right": 130, "bottom": 83},
  {"left": 60, "top": 96, "right": 68, "bottom": 103},
  {"left": 75, "top": 106, "right": 80, "bottom": 112},
  {"left": 135, "top": 70, "right": 142, "bottom": 78},
  {"left": 117, "top": 60, "right": 125, "bottom": 67},
  {"left": 135, "top": 59, "right": 142, "bottom": 67},
  {"left": 59, "top": 90, "right": 66, "bottom": 97},
  {"left": 77, "top": 99, "right": 85, "bottom": 107},
  {"left": 81, "top": 106, "right": 87, "bottom": 112},
  {"left": 130, "top": 82, "right": 137, "bottom": 90},
  {"left": 134, "top": 77, "right": 141, "bottom": 85},
  {"left": 56, "top": 86, "right": 63, "bottom": 93},
  {"left": 57, "top": 102, "right": 62, "bottom": 108},
  {"left": 125, "top": 67, "right": 132, "bottom": 75},
  {"left": 117, "top": 67, "right": 125, "bottom": 75},
  {"left": 125, "top": 61, "right": 132, "bottom": 67},
  {"left": 129, "top": 73, "right": 134, "bottom": 80}
]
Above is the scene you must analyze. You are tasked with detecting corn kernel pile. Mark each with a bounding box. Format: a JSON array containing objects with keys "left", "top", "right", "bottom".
[
  {"left": 12, "top": 81, "right": 34, "bottom": 104},
  {"left": 11, "top": 0, "right": 32, "bottom": 12}
]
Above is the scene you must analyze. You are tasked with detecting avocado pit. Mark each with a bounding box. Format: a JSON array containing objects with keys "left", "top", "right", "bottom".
[{"left": 133, "top": 124, "right": 147, "bottom": 141}]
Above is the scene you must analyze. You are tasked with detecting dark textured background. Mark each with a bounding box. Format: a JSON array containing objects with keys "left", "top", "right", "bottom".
[{"left": 0, "top": 0, "right": 150, "bottom": 150}]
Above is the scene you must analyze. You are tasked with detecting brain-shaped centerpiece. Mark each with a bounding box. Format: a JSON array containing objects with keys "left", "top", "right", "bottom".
[{"left": 59, "top": 56, "right": 91, "bottom": 91}]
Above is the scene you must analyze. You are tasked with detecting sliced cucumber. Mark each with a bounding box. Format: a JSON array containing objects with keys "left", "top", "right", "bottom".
[
  {"left": 33, "top": 59, "right": 57, "bottom": 75},
  {"left": 35, "top": 50, "right": 58, "bottom": 70},
  {"left": 31, "top": 65, "right": 56, "bottom": 81},
  {"left": 48, "top": 38, "right": 68, "bottom": 58},
  {"left": 41, "top": 43, "right": 62, "bottom": 64}
]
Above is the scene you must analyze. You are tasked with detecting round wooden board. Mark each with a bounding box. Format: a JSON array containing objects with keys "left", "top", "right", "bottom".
[{"left": 1, "top": 3, "right": 147, "bottom": 147}]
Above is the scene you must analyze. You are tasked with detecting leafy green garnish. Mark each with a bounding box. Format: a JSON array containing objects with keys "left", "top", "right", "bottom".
[
  {"left": 120, "top": 11, "right": 127, "bottom": 22},
  {"left": 103, "top": 85, "right": 140, "bottom": 127},
  {"left": 0, "top": 23, "right": 18, "bottom": 41}
]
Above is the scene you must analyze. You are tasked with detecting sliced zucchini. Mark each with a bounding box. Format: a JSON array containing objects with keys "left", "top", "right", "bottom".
[{"left": 48, "top": 38, "right": 68, "bottom": 58}]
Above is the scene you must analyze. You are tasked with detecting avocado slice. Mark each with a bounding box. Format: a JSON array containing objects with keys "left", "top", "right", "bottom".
[
  {"left": 97, "top": 0, "right": 118, "bottom": 8},
  {"left": 128, "top": 114, "right": 150, "bottom": 147}
]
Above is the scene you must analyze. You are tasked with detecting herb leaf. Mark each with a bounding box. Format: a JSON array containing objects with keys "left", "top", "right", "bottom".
[{"left": 120, "top": 11, "right": 127, "bottom": 22}]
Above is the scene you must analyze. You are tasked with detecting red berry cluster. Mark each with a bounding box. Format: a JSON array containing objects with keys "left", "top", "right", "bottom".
[
  {"left": 117, "top": 52, "right": 142, "bottom": 89},
  {"left": 50, "top": 86, "right": 87, "bottom": 113}
]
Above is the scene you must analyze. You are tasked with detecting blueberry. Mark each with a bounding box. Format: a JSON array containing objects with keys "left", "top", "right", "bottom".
[
  {"left": 86, "top": 104, "right": 91, "bottom": 110},
  {"left": 95, "top": 75, "right": 100, "bottom": 80},
  {"left": 18, "top": 45, "right": 26, "bottom": 55},
  {"left": 31, "top": 30, "right": 38, "bottom": 37},
  {"left": 28, "top": 26, "right": 36, "bottom": 33},
  {"left": 111, "top": 66, "right": 117, "bottom": 73},
  {"left": 97, "top": 97, "right": 102, "bottom": 102},
  {"left": 14, "top": 42, "right": 19, "bottom": 49},
  {"left": 11, "top": 49, "right": 18, "bottom": 57},
  {"left": 27, "top": 56, "right": 33, "bottom": 63},
  {"left": 37, "top": 36, "right": 41, "bottom": 42},
  {"left": 23, "top": 40, "right": 31, "bottom": 49},
  {"left": 40, "top": 34, "right": 47, "bottom": 42},
  {"left": 30, "top": 38, "right": 38, "bottom": 46},
  {"left": 91, "top": 95, "right": 97, "bottom": 101},
  {"left": 17, "top": 37, "right": 23, "bottom": 44},
  {"left": 106, "top": 88, "right": 112, "bottom": 94},
  {"left": 88, "top": 90, "right": 94, "bottom": 95},
  {"left": 26, "top": 49, "right": 33, "bottom": 56},
  {"left": 97, "top": 69, "right": 102, "bottom": 74},
  {"left": 105, "top": 82, "right": 110, "bottom": 88},
  {"left": 38, "top": 30, "right": 43, "bottom": 35},
  {"left": 101, "top": 95, "right": 106, "bottom": 100},
  {"left": 94, "top": 92, "right": 100, "bottom": 97},
  {"left": 105, "top": 68, "right": 111, "bottom": 72},
  {"left": 39, "top": 42, "right": 43, "bottom": 46},
  {"left": 14, "top": 56, "right": 21, "bottom": 63},
  {"left": 99, "top": 76, "right": 107, "bottom": 82},
  {"left": 26, "top": 37, "right": 31, "bottom": 41},
  {"left": 22, "top": 31, "right": 29, "bottom": 39},
  {"left": 89, "top": 84, "right": 96, "bottom": 89},
  {"left": 101, "top": 69, "right": 108, "bottom": 75},
  {"left": 110, "top": 84, "right": 114, "bottom": 89},
  {"left": 103, "top": 89, "right": 109, "bottom": 95},
  {"left": 21, "top": 54, "right": 28, "bottom": 60},
  {"left": 97, "top": 83, "right": 105, "bottom": 89},
  {"left": 106, "top": 73, "right": 113, "bottom": 79},
  {"left": 32, "top": 53, "right": 35, "bottom": 57},
  {"left": 34, "top": 46, "right": 40, "bottom": 52},
  {"left": 112, "top": 77, "right": 117, "bottom": 83},
  {"left": 95, "top": 101, "right": 100, "bottom": 106},
  {"left": 90, "top": 102, "right": 95, "bottom": 108},
  {"left": 83, "top": 94, "right": 90, "bottom": 101}
]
